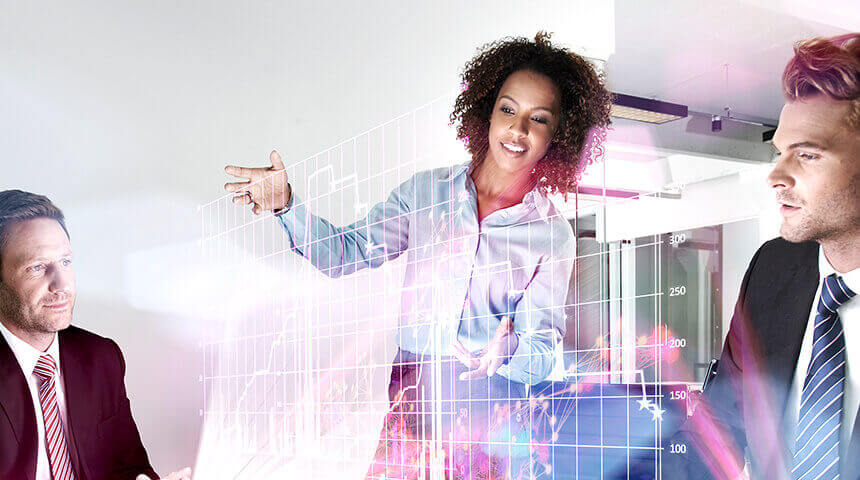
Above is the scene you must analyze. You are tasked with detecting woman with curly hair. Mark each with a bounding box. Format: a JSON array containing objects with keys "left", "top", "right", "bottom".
[
  {"left": 224, "top": 31, "right": 612, "bottom": 478},
  {"left": 453, "top": 31, "right": 612, "bottom": 199}
]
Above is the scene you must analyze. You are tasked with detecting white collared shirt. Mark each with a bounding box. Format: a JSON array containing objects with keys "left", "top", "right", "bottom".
[
  {"left": 0, "top": 321, "right": 72, "bottom": 480},
  {"left": 783, "top": 247, "right": 860, "bottom": 473}
]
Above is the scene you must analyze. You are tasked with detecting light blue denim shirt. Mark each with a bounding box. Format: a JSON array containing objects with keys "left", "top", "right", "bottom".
[{"left": 277, "top": 163, "right": 575, "bottom": 385}]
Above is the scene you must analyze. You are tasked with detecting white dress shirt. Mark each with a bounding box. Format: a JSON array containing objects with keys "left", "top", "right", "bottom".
[
  {"left": 0, "top": 321, "right": 72, "bottom": 480},
  {"left": 783, "top": 247, "right": 859, "bottom": 473}
]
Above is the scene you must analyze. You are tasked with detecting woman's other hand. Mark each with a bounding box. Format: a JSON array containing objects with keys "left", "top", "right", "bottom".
[{"left": 452, "top": 316, "right": 519, "bottom": 380}]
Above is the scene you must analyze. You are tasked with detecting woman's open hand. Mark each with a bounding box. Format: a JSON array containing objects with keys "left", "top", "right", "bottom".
[
  {"left": 224, "top": 150, "right": 291, "bottom": 215},
  {"left": 452, "top": 316, "right": 519, "bottom": 380}
]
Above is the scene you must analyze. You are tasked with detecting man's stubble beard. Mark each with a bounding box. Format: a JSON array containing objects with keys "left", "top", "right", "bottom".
[
  {"left": 781, "top": 210, "right": 832, "bottom": 243},
  {"left": 0, "top": 281, "right": 73, "bottom": 335},
  {"left": 782, "top": 178, "right": 859, "bottom": 244}
]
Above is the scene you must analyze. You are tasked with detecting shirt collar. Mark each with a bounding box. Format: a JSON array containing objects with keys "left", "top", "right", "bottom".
[
  {"left": 443, "top": 162, "right": 554, "bottom": 222},
  {"left": 0, "top": 320, "right": 61, "bottom": 377},
  {"left": 436, "top": 162, "right": 471, "bottom": 183},
  {"left": 523, "top": 185, "right": 553, "bottom": 222},
  {"left": 818, "top": 245, "right": 859, "bottom": 293}
]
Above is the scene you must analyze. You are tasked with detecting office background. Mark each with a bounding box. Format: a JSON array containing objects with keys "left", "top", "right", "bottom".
[{"left": 1, "top": 0, "right": 855, "bottom": 475}]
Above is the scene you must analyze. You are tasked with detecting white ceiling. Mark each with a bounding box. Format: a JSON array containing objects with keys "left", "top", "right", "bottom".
[
  {"left": 606, "top": 0, "right": 856, "bottom": 123},
  {"left": 0, "top": 0, "right": 855, "bottom": 203}
]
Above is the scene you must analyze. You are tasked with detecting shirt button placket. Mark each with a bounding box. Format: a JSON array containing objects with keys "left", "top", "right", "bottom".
[{"left": 452, "top": 232, "right": 481, "bottom": 347}]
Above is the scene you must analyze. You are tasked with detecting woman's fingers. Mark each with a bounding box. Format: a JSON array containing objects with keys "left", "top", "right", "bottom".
[
  {"left": 231, "top": 183, "right": 280, "bottom": 211},
  {"left": 225, "top": 150, "right": 290, "bottom": 214},
  {"left": 270, "top": 150, "right": 285, "bottom": 170},
  {"left": 458, "top": 321, "right": 514, "bottom": 381},
  {"left": 496, "top": 316, "right": 514, "bottom": 335},
  {"left": 225, "top": 180, "right": 251, "bottom": 193},
  {"left": 459, "top": 365, "right": 488, "bottom": 381},
  {"left": 486, "top": 356, "right": 504, "bottom": 377},
  {"left": 232, "top": 194, "right": 253, "bottom": 205},
  {"left": 225, "top": 165, "right": 264, "bottom": 179},
  {"left": 453, "top": 352, "right": 476, "bottom": 369},
  {"left": 491, "top": 317, "right": 513, "bottom": 344},
  {"left": 461, "top": 355, "right": 500, "bottom": 381},
  {"left": 451, "top": 341, "right": 480, "bottom": 369}
]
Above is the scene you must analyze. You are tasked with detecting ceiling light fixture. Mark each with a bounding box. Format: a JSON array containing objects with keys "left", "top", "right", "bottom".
[
  {"left": 711, "top": 115, "right": 722, "bottom": 132},
  {"left": 611, "top": 93, "right": 688, "bottom": 124}
]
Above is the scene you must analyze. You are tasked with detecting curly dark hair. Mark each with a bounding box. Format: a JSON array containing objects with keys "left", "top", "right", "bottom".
[{"left": 450, "top": 32, "right": 612, "bottom": 195}]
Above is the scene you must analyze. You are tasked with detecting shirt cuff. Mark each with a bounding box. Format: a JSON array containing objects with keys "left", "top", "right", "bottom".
[
  {"left": 272, "top": 188, "right": 294, "bottom": 216},
  {"left": 505, "top": 334, "right": 552, "bottom": 385}
]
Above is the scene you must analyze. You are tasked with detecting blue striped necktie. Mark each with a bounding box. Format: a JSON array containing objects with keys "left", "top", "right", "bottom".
[{"left": 793, "top": 274, "right": 856, "bottom": 479}]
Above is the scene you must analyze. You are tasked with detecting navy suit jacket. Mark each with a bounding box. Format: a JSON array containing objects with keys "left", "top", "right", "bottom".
[
  {"left": 664, "top": 238, "right": 860, "bottom": 479},
  {"left": 0, "top": 325, "right": 157, "bottom": 480}
]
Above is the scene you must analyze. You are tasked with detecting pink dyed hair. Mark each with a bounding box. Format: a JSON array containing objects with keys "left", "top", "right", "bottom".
[{"left": 782, "top": 33, "right": 860, "bottom": 129}]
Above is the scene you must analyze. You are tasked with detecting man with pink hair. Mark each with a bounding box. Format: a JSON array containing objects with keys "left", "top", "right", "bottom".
[{"left": 663, "top": 33, "right": 859, "bottom": 480}]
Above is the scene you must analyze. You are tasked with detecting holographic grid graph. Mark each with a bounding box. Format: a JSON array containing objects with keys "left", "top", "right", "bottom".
[{"left": 196, "top": 93, "right": 764, "bottom": 479}]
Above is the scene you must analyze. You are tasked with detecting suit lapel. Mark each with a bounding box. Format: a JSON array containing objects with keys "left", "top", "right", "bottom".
[
  {"left": 0, "top": 333, "right": 38, "bottom": 480},
  {"left": 760, "top": 243, "right": 819, "bottom": 416},
  {"left": 741, "top": 242, "right": 820, "bottom": 479},
  {"left": 58, "top": 329, "right": 91, "bottom": 480}
]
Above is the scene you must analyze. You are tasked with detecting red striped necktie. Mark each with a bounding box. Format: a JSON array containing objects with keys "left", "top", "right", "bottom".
[{"left": 33, "top": 353, "right": 76, "bottom": 480}]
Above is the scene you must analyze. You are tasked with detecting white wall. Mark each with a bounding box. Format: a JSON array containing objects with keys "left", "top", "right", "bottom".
[
  {"left": 0, "top": 0, "right": 614, "bottom": 473},
  {"left": 722, "top": 218, "right": 761, "bottom": 338}
]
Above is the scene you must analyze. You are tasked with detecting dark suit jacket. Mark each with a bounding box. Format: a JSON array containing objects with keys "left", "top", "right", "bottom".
[
  {"left": 665, "top": 238, "right": 860, "bottom": 479},
  {"left": 0, "top": 325, "right": 158, "bottom": 480}
]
